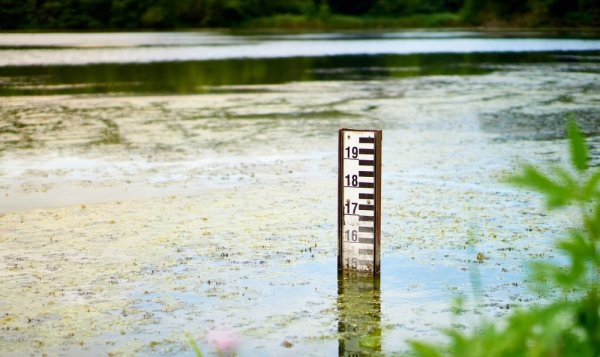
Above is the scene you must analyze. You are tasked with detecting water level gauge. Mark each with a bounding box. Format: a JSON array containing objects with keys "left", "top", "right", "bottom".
[{"left": 338, "top": 128, "right": 382, "bottom": 276}]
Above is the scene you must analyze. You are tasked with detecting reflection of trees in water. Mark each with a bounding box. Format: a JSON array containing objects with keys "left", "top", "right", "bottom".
[
  {"left": 0, "top": 52, "right": 560, "bottom": 96},
  {"left": 338, "top": 272, "right": 382, "bottom": 357}
]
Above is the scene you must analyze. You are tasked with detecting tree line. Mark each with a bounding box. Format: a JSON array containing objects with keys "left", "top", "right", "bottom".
[{"left": 0, "top": 0, "right": 597, "bottom": 30}]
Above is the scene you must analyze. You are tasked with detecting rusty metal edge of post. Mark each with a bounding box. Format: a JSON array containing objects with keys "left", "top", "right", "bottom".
[
  {"left": 374, "top": 129, "right": 382, "bottom": 277},
  {"left": 337, "top": 128, "right": 344, "bottom": 274}
]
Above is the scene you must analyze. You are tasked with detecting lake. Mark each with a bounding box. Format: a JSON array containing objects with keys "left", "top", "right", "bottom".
[{"left": 1, "top": 30, "right": 599, "bottom": 356}]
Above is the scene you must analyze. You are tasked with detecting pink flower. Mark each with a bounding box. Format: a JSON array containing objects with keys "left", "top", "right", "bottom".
[{"left": 207, "top": 330, "right": 238, "bottom": 353}]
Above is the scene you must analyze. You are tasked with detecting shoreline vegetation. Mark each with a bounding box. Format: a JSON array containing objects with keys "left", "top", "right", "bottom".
[{"left": 0, "top": 0, "right": 598, "bottom": 32}]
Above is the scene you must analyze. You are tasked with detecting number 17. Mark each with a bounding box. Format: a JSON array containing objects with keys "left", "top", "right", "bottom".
[{"left": 345, "top": 202, "right": 357, "bottom": 214}]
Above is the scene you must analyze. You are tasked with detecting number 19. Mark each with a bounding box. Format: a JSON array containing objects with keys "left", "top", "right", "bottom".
[{"left": 345, "top": 146, "right": 358, "bottom": 159}]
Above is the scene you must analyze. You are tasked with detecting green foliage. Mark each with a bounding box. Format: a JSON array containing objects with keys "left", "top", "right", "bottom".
[
  {"left": 0, "top": 0, "right": 596, "bottom": 30},
  {"left": 460, "top": 0, "right": 599, "bottom": 26},
  {"left": 327, "top": 0, "right": 377, "bottom": 15},
  {"left": 243, "top": 12, "right": 461, "bottom": 30},
  {"left": 369, "top": 0, "right": 420, "bottom": 17},
  {"left": 0, "top": 0, "right": 318, "bottom": 29},
  {"left": 369, "top": 0, "right": 463, "bottom": 16},
  {"left": 410, "top": 120, "right": 600, "bottom": 356},
  {"left": 569, "top": 119, "right": 589, "bottom": 172}
]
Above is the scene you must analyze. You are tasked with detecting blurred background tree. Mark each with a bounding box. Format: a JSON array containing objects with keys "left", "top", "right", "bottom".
[
  {"left": 0, "top": 0, "right": 596, "bottom": 32},
  {"left": 327, "top": 0, "right": 376, "bottom": 15}
]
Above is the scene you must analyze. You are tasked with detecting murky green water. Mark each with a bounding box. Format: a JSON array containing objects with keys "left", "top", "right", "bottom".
[
  {"left": 1, "top": 31, "right": 600, "bottom": 96},
  {"left": 1, "top": 31, "right": 600, "bottom": 356},
  {"left": 0, "top": 52, "right": 581, "bottom": 96}
]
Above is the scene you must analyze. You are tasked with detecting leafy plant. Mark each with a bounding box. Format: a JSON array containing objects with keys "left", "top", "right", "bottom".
[{"left": 410, "top": 120, "right": 600, "bottom": 357}]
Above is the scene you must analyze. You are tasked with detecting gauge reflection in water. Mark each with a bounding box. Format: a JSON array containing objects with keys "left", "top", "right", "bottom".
[{"left": 338, "top": 271, "right": 382, "bottom": 356}]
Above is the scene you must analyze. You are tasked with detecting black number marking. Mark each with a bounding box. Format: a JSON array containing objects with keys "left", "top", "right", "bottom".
[
  {"left": 345, "top": 146, "right": 358, "bottom": 159},
  {"left": 345, "top": 174, "right": 358, "bottom": 187},
  {"left": 344, "top": 202, "right": 358, "bottom": 214},
  {"left": 344, "top": 257, "right": 358, "bottom": 269},
  {"left": 345, "top": 229, "right": 358, "bottom": 242}
]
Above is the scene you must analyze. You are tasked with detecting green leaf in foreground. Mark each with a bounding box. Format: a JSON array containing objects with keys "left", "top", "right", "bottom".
[
  {"left": 508, "top": 165, "right": 572, "bottom": 209},
  {"left": 568, "top": 118, "right": 588, "bottom": 172}
]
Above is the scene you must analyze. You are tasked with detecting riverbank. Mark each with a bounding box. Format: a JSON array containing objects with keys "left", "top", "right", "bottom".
[{"left": 3, "top": 22, "right": 600, "bottom": 34}]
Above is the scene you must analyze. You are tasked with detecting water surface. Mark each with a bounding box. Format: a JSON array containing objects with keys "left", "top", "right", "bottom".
[
  {"left": 1, "top": 30, "right": 599, "bottom": 356},
  {"left": 1, "top": 31, "right": 600, "bottom": 96}
]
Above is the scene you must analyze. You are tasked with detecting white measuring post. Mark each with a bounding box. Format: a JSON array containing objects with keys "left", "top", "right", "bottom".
[{"left": 338, "top": 128, "right": 382, "bottom": 276}]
